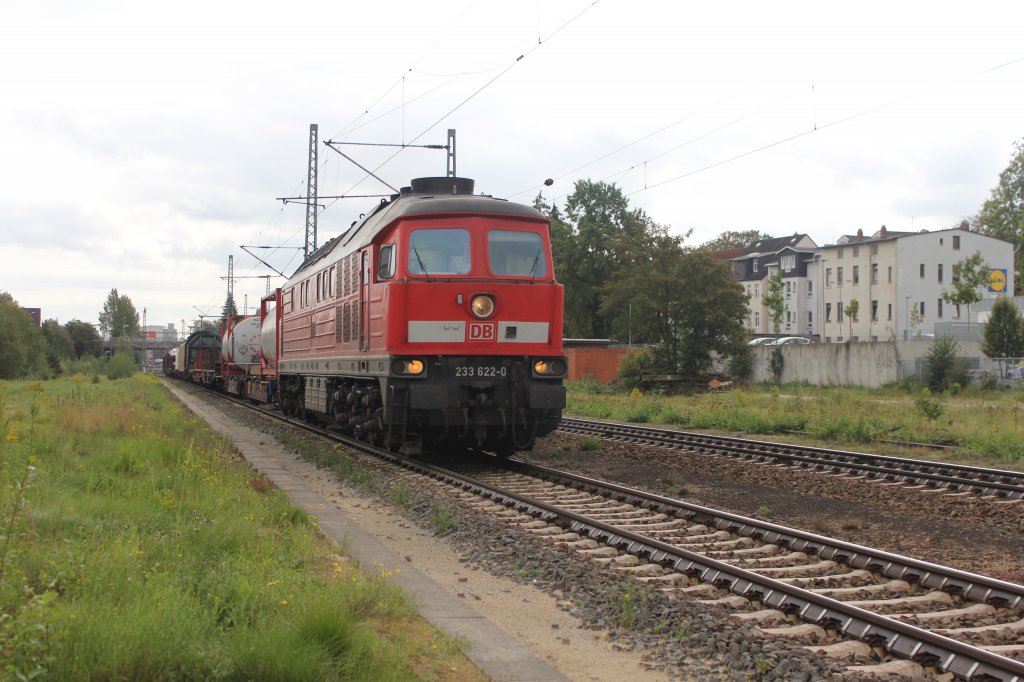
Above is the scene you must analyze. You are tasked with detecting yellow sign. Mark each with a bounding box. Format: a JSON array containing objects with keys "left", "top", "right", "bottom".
[{"left": 989, "top": 268, "right": 1008, "bottom": 293}]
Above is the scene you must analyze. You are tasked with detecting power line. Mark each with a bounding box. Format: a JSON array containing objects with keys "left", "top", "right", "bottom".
[
  {"left": 628, "top": 57, "right": 1024, "bottom": 197},
  {"left": 338, "top": 0, "right": 601, "bottom": 197}
]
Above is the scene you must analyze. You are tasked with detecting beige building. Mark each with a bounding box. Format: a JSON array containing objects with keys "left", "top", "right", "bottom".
[{"left": 817, "top": 225, "right": 1014, "bottom": 342}]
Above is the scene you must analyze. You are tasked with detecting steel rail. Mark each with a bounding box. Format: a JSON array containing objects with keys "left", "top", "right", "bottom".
[
  {"left": 559, "top": 417, "right": 1024, "bottom": 499},
  {"left": 403, "top": 458, "right": 1024, "bottom": 681},
  {"left": 174, "top": 383, "right": 1024, "bottom": 680}
]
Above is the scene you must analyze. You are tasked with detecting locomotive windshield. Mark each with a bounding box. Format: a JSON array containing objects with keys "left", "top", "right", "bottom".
[
  {"left": 488, "top": 229, "right": 547, "bottom": 277},
  {"left": 408, "top": 228, "right": 470, "bottom": 275}
]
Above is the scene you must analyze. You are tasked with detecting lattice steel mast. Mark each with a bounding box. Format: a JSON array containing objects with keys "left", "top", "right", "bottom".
[{"left": 305, "top": 123, "right": 318, "bottom": 258}]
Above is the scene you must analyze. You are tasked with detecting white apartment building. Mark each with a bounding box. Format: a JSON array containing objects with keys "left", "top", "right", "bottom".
[
  {"left": 817, "top": 225, "right": 1014, "bottom": 342},
  {"left": 727, "top": 234, "right": 820, "bottom": 338}
]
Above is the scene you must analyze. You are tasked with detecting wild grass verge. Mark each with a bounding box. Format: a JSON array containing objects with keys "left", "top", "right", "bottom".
[
  {"left": 0, "top": 375, "right": 482, "bottom": 681},
  {"left": 567, "top": 380, "right": 1024, "bottom": 465}
]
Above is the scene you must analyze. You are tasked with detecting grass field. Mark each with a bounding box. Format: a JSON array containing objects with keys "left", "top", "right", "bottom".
[
  {"left": 0, "top": 375, "right": 482, "bottom": 681},
  {"left": 567, "top": 379, "right": 1024, "bottom": 467}
]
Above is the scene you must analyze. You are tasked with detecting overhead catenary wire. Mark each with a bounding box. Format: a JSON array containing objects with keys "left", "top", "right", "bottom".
[
  {"left": 627, "top": 57, "right": 1024, "bottom": 197},
  {"left": 337, "top": 0, "right": 601, "bottom": 198}
]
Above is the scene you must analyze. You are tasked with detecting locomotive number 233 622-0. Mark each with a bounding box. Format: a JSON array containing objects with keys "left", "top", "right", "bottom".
[{"left": 455, "top": 365, "right": 508, "bottom": 378}]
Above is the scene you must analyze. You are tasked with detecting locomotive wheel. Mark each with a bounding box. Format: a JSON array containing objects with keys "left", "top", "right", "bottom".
[{"left": 494, "top": 441, "right": 515, "bottom": 458}]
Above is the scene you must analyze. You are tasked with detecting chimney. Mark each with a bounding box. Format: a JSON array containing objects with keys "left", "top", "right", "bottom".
[
  {"left": 959, "top": 220, "right": 970, "bottom": 231},
  {"left": 856, "top": 228, "right": 863, "bottom": 240},
  {"left": 879, "top": 225, "right": 887, "bottom": 238}
]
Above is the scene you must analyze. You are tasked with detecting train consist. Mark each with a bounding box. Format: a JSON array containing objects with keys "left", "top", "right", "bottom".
[{"left": 165, "top": 177, "right": 567, "bottom": 456}]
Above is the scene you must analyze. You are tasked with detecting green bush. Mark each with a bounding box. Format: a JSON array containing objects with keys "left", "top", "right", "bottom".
[
  {"left": 616, "top": 349, "right": 658, "bottom": 390},
  {"left": 105, "top": 352, "right": 137, "bottom": 380},
  {"left": 922, "top": 336, "right": 969, "bottom": 392}
]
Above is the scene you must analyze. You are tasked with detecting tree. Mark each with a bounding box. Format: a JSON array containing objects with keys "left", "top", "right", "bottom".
[
  {"left": 909, "top": 302, "right": 924, "bottom": 337},
  {"left": 64, "top": 320, "right": 104, "bottom": 359},
  {"left": 191, "top": 318, "right": 218, "bottom": 333},
  {"left": 981, "top": 297, "right": 1024, "bottom": 360},
  {"left": 601, "top": 235, "right": 748, "bottom": 378},
  {"left": 845, "top": 299, "right": 860, "bottom": 341},
  {"left": 41, "top": 318, "right": 74, "bottom": 375},
  {"left": 763, "top": 272, "right": 784, "bottom": 341},
  {"left": 222, "top": 292, "right": 238, "bottom": 320},
  {"left": 699, "top": 229, "right": 772, "bottom": 253},
  {"left": 762, "top": 272, "right": 785, "bottom": 382},
  {"left": 922, "top": 336, "right": 969, "bottom": 392},
  {"left": 942, "top": 251, "right": 991, "bottom": 335},
  {"left": 0, "top": 292, "right": 48, "bottom": 379},
  {"left": 98, "top": 288, "right": 141, "bottom": 340},
  {"left": 551, "top": 180, "right": 657, "bottom": 338},
  {"left": 976, "top": 139, "right": 1024, "bottom": 294}
]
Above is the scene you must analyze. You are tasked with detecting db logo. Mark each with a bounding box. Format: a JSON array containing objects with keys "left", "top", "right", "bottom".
[{"left": 468, "top": 322, "right": 497, "bottom": 341}]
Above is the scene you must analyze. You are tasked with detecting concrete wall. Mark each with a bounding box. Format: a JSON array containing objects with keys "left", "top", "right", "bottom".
[{"left": 744, "top": 340, "right": 985, "bottom": 387}]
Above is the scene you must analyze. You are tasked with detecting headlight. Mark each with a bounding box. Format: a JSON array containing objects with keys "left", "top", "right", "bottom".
[
  {"left": 392, "top": 358, "right": 425, "bottom": 375},
  {"left": 533, "top": 358, "right": 567, "bottom": 376},
  {"left": 470, "top": 295, "right": 495, "bottom": 319}
]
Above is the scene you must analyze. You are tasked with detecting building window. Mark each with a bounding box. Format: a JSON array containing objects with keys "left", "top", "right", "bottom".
[
  {"left": 919, "top": 264, "right": 925, "bottom": 278},
  {"left": 887, "top": 303, "right": 892, "bottom": 321},
  {"left": 871, "top": 263, "right": 878, "bottom": 284},
  {"left": 837, "top": 248, "right": 844, "bottom": 259},
  {"left": 853, "top": 266, "right": 860, "bottom": 285},
  {"left": 938, "top": 299, "right": 943, "bottom": 318},
  {"left": 938, "top": 264, "right": 943, "bottom": 283},
  {"left": 888, "top": 266, "right": 893, "bottom": 283},
  {"left": 754, "top": 284, "right": 760, "bottom": 299},
  {"left": 838, "top": 304, "right": 844, "bottom": 323},
  {"left": 752, "top": 259, "right": 759, "bottom": 272},
  {"left": 871, "top": 243, "right": 878, "bottom": 255},
  {"left": 781, "top": 254, "right": 795, "bottom": 271},
  {"left": 837, "top": 267, "right": 844, "bottom": 287},
  {"left": 920, "top": 301, "right": 925, "bottom": 317},
  {"left": 871, "top": 300, "right": 878, "bottom": 321},
  {"left": 953, "top": 235, "right": 961, "bottom": 250},
  {"left": 826, "top": 303, "right": 832, "bottom": 322},
  {"left": 807, "top": 280, "right": 813, "bottom": 295},
  {"left": 754, "top": 311, "right": 760, "bottom": 326},
  {"left": 807, "top": 311, "right": 812, "bottom": 326},
  {"left": 853, "top": 246, "right": 860, "bottom": 258},
  {"left": 826, "top": 269, "right": 833, "bottom": 287}
]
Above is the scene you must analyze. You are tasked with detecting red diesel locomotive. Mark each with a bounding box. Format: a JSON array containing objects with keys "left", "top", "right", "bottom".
[{"left": 247, "top": 176, "right": 567, "bottom": 455}]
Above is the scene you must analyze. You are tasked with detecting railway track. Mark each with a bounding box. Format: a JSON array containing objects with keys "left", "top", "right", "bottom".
[
  {"left": 558, "top": 417, "right": 1024, "bottom": 501},
  {"left": 179, "top": 383, "right": 1024, "bottom": 680}
]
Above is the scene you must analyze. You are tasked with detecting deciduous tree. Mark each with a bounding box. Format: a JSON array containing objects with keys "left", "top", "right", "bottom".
[
  {"left": 699, "top": 229, "right": 772, "bottom": 253},
  {"left": 98, "top": 288, "right": 141, "bottom": 340},
  {"left": 41, "top": 318, "right": 74, "bottom": 375},
  {"left": 981, "top": 297, "right": 1024, "bottom": 359},
  {"left": 600, "top": 232, "right": 747, "bottom": 377},
  {"left": 942, "top": 251, "right": 990, "bottom": 335},
  {"left": 551, "top": 180, "right": 654, "bottom": 338},
  {"left": 845, "top": 299, "right": 860, "bottom": 341},
  {"left": 64, "top": 320, "right": 104, "bottom": 358},
  {"left": 976, "top": 140, "right": 1024, "bottom": 294},
  {"left": 0, "top": 292, "right": 48, "bottom": 379}
]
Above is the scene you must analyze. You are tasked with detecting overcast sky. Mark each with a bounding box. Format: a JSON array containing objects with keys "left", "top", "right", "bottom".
[{"left": 2, "top": 1, "right": 1022, "bottom": 333}]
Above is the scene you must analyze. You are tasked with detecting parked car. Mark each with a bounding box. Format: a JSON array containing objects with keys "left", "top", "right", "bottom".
[
  {"left": 747, "top": 338, "right": 773, "bottom": 345},
  {"left": 772, "top": 336, "right": 812, "bottom": 345}
]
